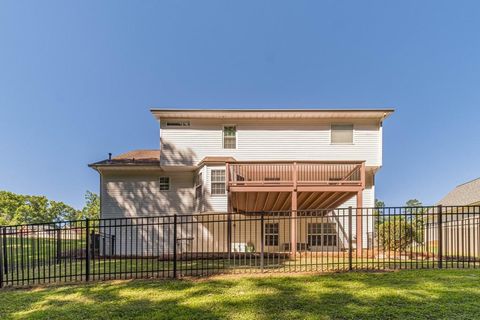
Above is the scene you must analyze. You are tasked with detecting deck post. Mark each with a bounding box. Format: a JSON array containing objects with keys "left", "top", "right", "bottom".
[
  {"left": 291, "top": 191, "right": 298, "bottom": 257},
  {"left": 356, "top": 191, "right": 363, "bottom": 256}
]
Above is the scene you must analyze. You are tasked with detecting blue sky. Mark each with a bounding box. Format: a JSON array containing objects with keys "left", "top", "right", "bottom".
[{"left": 1, "top": 1, "right": 479, "bottom": 209}]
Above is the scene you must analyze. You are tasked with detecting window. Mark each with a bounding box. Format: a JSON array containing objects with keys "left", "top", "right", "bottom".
[
  {"left": 331, "top": 124, "right": 353, "bottom": 144},
  {"left": 210, "top": 170, "right": 225, "bottom": 195},
  {"left": 195, "top": 172, "right": 203, "bottom": 199},
  {"left": 322, "top": 223, "right": 337, "bottom": 246},
  {"left": 307, "top": 222, "right": 337, "bottom": 246},
  {"left": 223, "top": 126, "right": 236, "bottom": 149},
  {"left": 166, "top": 120, "right": 190, "bottom": 127},
  {"left": 307, "top": 223, "right": 322, "bottom": 246},
  {"left": 265, "top": 223, "right": 279, "bottom": 246},
  {"left": 159, "top": 177, "right": 170, "bottom": 191}
]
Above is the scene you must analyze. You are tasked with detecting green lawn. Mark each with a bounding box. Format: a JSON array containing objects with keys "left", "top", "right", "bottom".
[{"left": 1, "top": 269, "right": 480, "bottom": 319}]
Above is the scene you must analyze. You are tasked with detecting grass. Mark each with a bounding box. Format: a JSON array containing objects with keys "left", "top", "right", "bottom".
[{"left": 1, "top": 269, "right": 480, "bottom": 319}]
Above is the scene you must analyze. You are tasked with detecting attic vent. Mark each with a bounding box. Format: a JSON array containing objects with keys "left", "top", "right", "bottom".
[{"left": 166, "top": 120, "right": 190, "bottom": 127}]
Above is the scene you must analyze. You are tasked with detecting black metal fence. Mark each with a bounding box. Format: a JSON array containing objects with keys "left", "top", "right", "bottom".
[{"left": 1, "top": 205, "right": 479, "bottom": 288}]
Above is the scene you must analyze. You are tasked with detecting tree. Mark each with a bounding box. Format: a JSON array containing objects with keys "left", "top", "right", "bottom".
[
  {"left": 376, "top": 198, "right": 427, "bottom": 252},
  {"left": 0, "top": 190, "right": 81, "bottom": 225},
  {"left": 406, "top": 199, "right": 422, "bottom": 207},
  {"left": 80, "top": 191, "right": 100, "bottom": 220},
  {"left": 377, "top": 216, "right": 417, "bottom": 252},
  {"left": 375, "top": 198, "right": 385, "bottom": 208}
]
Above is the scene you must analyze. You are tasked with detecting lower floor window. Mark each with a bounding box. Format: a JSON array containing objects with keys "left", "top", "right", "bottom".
[
  {"left": 308, "top": 223, "right": 337, "bottom": 246},
  {"left": 265, "top": 223, "right": 279, "bottom": 246}
]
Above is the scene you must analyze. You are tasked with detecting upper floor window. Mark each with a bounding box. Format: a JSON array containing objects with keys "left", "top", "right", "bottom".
[
  {"left": 331, "top": 124, "right": 353, "bottom": 144},
  {"left": 211, "top": 170, "right": 226, "bottom": 195},
  {"left": 223, "top": 126, "right": 236, "bottom": 149},
  {"left": 166, "top": 120, "right": 190, "bottom": 127},
  {"left": 159, "top": 176, "right": 170, "bottom": 191}
]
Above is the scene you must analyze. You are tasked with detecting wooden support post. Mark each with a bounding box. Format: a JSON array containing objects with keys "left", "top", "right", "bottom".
[
  {"left": 356, "top": 191, "right": 363, "bottom": 256},
  {"left": 291, "top": 191, "right": 297, "bottom": 257}
]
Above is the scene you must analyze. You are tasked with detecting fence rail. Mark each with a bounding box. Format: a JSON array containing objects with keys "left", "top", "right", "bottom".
[{"left": 1, "top": 205, "right": 479, "bottom": 288}]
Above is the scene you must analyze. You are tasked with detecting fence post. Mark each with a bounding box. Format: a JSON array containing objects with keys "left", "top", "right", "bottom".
[
  {"left": 260, "top": 213, "right": 265, "bottom": 272},
  {"left": 173, "top": 214, "right": 177, "bottom": 279},
  {"left": 227, "top": 213, "right": 232, "bottom": 263},
  {"left": 437, "top": 205, "right": 443, "bottom": 269},
  {"left": 2, "top": 227, "right": 7, "bottom": 275},
  {"left": 85, "top": 219, "right": 90, "bottom": 281},
  {"left": 0, "top": 227, "right": 4, "bottom": 288},
  {"left": 348, "top": 206, "right": 353, "bottom": 271},
  {"left": 111, "top": 235, "right": 116, "bottom": 256},
  {"left": 56, "top": 228, "right": 62, "bottom": 264}
]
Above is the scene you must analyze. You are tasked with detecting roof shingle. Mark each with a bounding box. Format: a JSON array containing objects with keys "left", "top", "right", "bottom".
[
  {"left": 437, "top": 178, "right": 480, "bottom": 206},
  {"left": 89, "top": 149, "right": 160, "bottom": 167}
]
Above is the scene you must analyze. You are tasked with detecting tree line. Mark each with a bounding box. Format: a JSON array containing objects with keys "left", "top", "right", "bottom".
[{"left": 0, "top": 190, "right": 99, "bottom": 225}]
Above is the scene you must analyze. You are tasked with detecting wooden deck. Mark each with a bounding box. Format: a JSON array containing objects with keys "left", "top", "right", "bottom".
[
  {"left": 226, "top": 161, "right": 366, "bottom": 253},
  {"left": 227, "top": 161, "right": 365, "bottom": 192}
]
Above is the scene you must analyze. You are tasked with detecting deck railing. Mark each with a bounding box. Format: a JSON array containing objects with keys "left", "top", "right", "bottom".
[{"left": 227, "top": 161, "right": 365, "bottom": 187}]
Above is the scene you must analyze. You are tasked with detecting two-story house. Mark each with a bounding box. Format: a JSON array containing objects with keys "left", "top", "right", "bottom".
[{"left": 89, "top": 108, "right": 393, "bottom": 254}]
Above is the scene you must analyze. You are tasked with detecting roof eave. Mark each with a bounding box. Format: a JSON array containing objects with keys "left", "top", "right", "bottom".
[{"left": 150, "top": 108, "right": 395, "bottom": 121}]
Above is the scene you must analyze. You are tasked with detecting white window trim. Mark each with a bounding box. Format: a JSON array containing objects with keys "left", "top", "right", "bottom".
[
  {"left": 330, "top": 123, "right": 355, "bottom": 145},
  {"left": 210, "top": 169, "right": 226, "bottom": 196},
  {"left": 159, "top": 176, "right": 171, "bottom": 191},
  {"left": 222, "top": 124, "right": 237, "bottom": 149}
]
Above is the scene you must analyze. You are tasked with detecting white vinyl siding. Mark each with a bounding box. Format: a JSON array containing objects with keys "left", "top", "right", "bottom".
[
  {"left": 160, "top": 119, "right": 382, "bottom": 167},
  {"left": 204, "top": 165, "right": 228, "bottom": 212},
  {"left": 101, "top": 170, "right": 194, "bottom": 217}
]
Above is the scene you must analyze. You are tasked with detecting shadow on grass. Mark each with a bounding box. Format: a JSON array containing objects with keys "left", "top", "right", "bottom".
[{"left": 1, "top": 269, "right": 480, "bottom": 319}]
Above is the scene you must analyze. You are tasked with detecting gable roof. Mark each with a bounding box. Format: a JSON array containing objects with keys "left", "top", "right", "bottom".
[
  {"left": 88, "top": 149, "right": 160, "bottom": 167},
  {"left": 151, "top": 108, "right": 394, "bottom": 121},
  {"left": 437, "top": 178, "right": 480, "bottom": 206}
]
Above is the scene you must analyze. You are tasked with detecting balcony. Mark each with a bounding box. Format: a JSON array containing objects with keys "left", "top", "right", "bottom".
[{"left": 226, "top": 161, "right": 365, "bottom": 192}]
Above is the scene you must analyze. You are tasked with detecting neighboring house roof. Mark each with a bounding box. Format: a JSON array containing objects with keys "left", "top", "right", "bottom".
[
  {"left": 89, "top": 149, "right": 160, "bottom": 167},
  {"left": 437, "top": 177, "right": 480, "bottom": 206},
  {"left": 150, "top": 108, "right": 394, "bottom": 121}
]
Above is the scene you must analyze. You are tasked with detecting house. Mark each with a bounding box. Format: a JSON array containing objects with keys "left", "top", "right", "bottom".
[
  {"left": 426, "top": 178, "right": 480, "bottom": 258},
  {"left": 437, "top": 178, "right": 480, "bottom": 207},
  {"left": 89, "top": 109, "right": 394, "bottom": 255}
]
